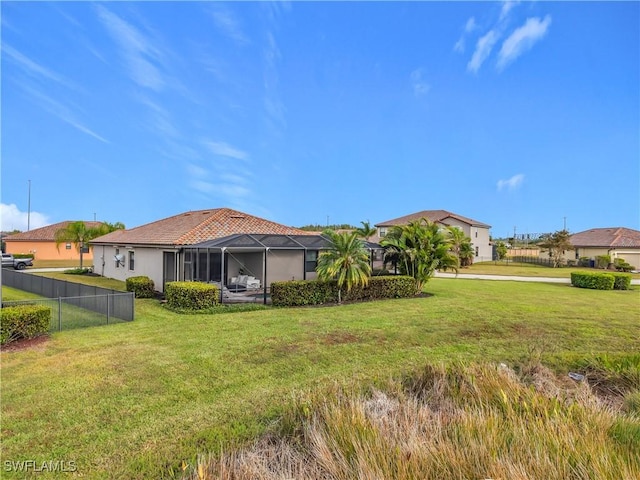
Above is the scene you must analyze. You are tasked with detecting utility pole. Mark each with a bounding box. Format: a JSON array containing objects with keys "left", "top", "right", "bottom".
[
  {"left": 27, "top": 180, "right": 31, "bottom": 231},
  {"left": 563, "top": 216, "right": 567, "bottom": 231}
]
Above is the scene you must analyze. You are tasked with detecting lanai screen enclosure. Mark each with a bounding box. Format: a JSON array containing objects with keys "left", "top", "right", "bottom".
[{"left": 182, "top": 233, "right": 382, "bottom": 304}]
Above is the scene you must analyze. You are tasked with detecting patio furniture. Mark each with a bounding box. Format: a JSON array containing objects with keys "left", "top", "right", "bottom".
[{"left": 230, "top": 275, "right": 261, "bottom": 290}]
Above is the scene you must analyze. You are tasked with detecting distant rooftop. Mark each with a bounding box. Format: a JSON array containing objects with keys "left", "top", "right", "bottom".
[{"left": 376, "top": 210, "right": 490, "bottom": 228}]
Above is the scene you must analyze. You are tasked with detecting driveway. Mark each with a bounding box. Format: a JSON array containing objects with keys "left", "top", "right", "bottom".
[{"left": 434, "top": 272, "right": 640, "bottom": 285}]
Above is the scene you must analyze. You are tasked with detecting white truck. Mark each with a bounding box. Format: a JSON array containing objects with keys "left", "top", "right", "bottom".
[{"left": 1, "top": 253, "right": 34, "bottom": 270}]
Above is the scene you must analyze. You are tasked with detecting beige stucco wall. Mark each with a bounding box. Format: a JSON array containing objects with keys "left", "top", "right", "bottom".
[
  {"left": 93, "top": 245, "right": 168, "bottom": 290},
  {"left": 441, "top": 219, "right": 493, "bottom": 262},
  {"left": 563, "top": 247, "right": 640, "bottom": 268}
]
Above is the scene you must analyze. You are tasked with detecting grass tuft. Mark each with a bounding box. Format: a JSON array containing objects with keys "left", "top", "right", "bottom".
[{"left": 189, "top": 362, "right": 640, "bottom": 480}]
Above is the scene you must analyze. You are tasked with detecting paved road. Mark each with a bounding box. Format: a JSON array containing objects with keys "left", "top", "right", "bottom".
[
  {"left": 22, "top": 267, "right": 71, "bottom": 273},
  {"left": 17, "top": 268, "right": 640, "bottom": 286},
  {"left": 435, "top": 271, "right": 640, "bottom": 285}
]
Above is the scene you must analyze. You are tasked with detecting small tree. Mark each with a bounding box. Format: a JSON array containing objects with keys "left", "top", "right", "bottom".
[
  {"left": 316, "top": 230, "right": 372, "bottom": 303},
  {"left": 381, "top": 219, "right": 458, "bottom": 293},
  {"left": 538, "top": 229, "right": 573, "bottom": 268},
  {"left": 495, "top": 241, "right": 508, "bottom": 261},
  {"left": 447, "top": 226, "right": 474, "bottom": 267},
  {"left": 55, "top": 221, "right": 125, "bottom": 269}
]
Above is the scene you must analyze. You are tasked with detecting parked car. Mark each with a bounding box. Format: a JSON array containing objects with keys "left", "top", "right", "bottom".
[{"left": 1, "top": 253, "right": 34, "bottom": 270}]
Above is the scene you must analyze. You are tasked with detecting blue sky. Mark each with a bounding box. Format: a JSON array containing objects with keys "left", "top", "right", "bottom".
[{"left": 1, "top": 1, "right": 638, "bottom": 238}]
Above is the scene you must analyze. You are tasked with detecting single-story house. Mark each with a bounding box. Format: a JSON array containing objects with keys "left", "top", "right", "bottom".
[
  {"left": 90, "top": 208, "right": 380, "bottom": 294},
  {"left": 3, "top": 221, "right": 103, "bottom": 261},
  {"left": 374, "top": 210, "right": 493, "bottom": 261},
  {"left": 566, "top": 227, "right": 640, "bottom": 269}
]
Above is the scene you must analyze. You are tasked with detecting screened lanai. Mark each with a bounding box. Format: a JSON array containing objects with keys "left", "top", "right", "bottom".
[{"left": 182, "top": 233, "right": 382, "bottom": 304}]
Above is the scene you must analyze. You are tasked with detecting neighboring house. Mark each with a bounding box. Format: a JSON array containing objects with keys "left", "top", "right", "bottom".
[
  {"left": 90, "top": 208, "right": 379, "bottom": 292},
  {"left": 374, "top": 210, "right": 493, "bottom": 261},
  {"left": 3, "top": 221, "right": 103, "bottom": 261},
  {"left": 567, "top": 227, "right": 640, "bottom": 268}
]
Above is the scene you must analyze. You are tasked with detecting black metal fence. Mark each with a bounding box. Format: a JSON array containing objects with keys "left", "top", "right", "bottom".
[
  {"left": 1, "top": 269, "right": 134, "bottom": 330},
  {"left": 509, "top": 255, "right": 557, "bottom": 267}
]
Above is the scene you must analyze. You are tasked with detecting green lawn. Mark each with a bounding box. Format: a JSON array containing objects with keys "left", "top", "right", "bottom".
[
  {"left": 26, "top": 271, "right": 127, "bottom": 291},
  {"left": 1, "top": 279, "right": 638, "bottom": 479},
  {"left": 462, "top": 260, "right": 640, "bottom": 278}
]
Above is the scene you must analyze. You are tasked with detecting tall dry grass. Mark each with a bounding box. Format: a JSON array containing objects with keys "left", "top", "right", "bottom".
[{"left": 185, "top": 361, "right": 639, "bottom": 480}]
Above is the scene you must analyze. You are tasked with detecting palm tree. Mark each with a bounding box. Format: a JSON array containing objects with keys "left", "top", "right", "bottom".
[
  {"left": 381, "top": 219, "right": 458, "bottom": 293},
  {"left": 355, "top": 220, "right": 377, "bottom": 242},
  {"left": 316, "top": 230, "right": 372, "bottom": 303},
  {"left": 448, "top": 226, "right": 474, "bottom": 267},
  {"left": 55, "top": 221, "right": 125, "bottom": 269}
]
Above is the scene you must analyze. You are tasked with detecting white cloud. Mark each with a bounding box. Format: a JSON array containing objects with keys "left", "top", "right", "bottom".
[
  {"left": 203, "top": 141, "right": 249, "bottom": 161},
  {"left": 95, "top": 5, "right": 165, "bottom": 91},
  {"left": 2, "top": 44, "right": 77, "bottom": 90},
  {"left": 410, "top": 68, "right": 431, "bottom": 97},
  {"left": 467, "top": 30, "right": 499, "bottom": 73},
  {"left": 209, "top": 5, "right": 249, "bottom": 45},
  {"left": 20, "top": 84, "right": 109, "bottom": 143},
  {"left": 497, "top": 16, "right": 552, "bottom": 70},
  {"left": 500, "top": 1, "right": 520, "bottom": 22},
  {"left": 454, "top": 17, "right": 477, "bottom": 54},
  {"left": 465, "top": 17, "right": 477, "bottom": 33},
  {"left": 186, "top": 163, "right": 208, "bottom": 178},
  {"left": 497, "top": 174, "right": 525, "bottom": 191},
  {"left": 453, "top": 38, "right": 465, "bottom": 53},
  {"left": 1, "top": 203, "right": 50, "bottom": 232},
  {"left": 190, "top": 181, "right": 250, "bottom": 198}
]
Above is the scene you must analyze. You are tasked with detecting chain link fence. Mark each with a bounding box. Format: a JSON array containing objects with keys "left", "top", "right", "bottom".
[
  {"left": 3, "top": 294, "right": 134, "bottom": 331},
  {"left": 1, "top": 269, "right": 134, "bottom": 331}
]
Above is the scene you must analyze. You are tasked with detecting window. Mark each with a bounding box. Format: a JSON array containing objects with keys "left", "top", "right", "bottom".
[
  {"left": 65, "top": 243, "right": 72, "bottom": 250},
  {"left": 305, "top": 250, "right": 318, "bottom": 272},
  {"left": 475, "top": 246, "right": 479, "bottom": 256},
  {"left": 129, "top": 251, "right": 135, "bottom": 271},
  {"left": 475, "top": 231, "right": 478, "bottom": 238},
  {"left": 115, "top": 248, "right": 120, "bottom": 268},
  {"left": 379, "top": 228, "right": 387, "bottom": 237}
]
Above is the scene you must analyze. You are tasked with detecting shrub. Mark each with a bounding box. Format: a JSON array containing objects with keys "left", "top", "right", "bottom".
[
  {"left": 126, "top": 276, "right": 155, "bottom": 298},
  {"left": 165, "top": 282, "right": 219, "bottom": 310},
  {"left": 578, "top": 257, "right": 591, "bottom": 268},
  {"left": 65, "top": 268, "right": 92, "bottom": 275},
  {"left": 271, "top": 276, "right": 417, "bottom": 307},
  {"left": 595, "top": 255, "right": 611, "bottom": 269},
  {"left": 614, "top": 258, "right": 635, "bottom": 273},
  {"left": 1, "top": 304, "right": 51, "bottom": 345},
  {"left": 13, "top": 253, "right": 35, "bottom": 260},
  {"left": 571, "top": 271, "right": 614, "bottom": 290},
  {"left": 611, "top": 272, "right": 632, "bottom": 291}
]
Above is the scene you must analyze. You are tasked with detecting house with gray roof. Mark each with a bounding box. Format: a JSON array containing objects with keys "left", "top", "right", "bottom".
[{"left": 374, "top": 210, "right": 493, "bottom": 262}]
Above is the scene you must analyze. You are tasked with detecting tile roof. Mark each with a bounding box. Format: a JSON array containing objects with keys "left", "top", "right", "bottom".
[
  {"left": 91, "top": 208, "right": 311, "bottom": 246},
  {"left": 570, "top": 227, "right": 640, "bottom": 248},
  {"left": 4, "top": 221, "right": 104, "bottom": 242},
  {"left": 375, "top": 210, "right": 491, "bottom": 228}
]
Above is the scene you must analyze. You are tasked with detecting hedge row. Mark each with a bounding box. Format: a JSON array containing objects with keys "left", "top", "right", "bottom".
[
  {"left": 1, "top": 305, "right": 51, "bottom": 345},
  {"left": 271, "top": 275, "right": 418, "bottom": 307},
  {"left": 165, "top": 281, "right": 219, "bottom": 310},
  {"left": 126, "top": 276, "right": 156, "bottom": 298},
  {"left": 571, "top": 271, "right": 632, "bottom": 291}
]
